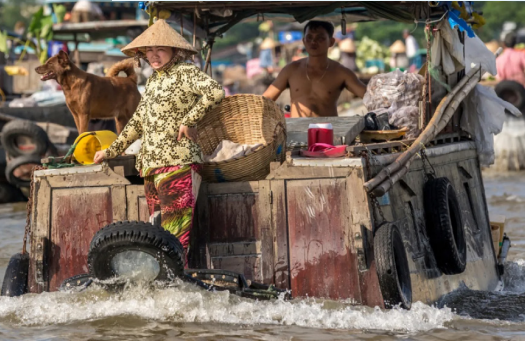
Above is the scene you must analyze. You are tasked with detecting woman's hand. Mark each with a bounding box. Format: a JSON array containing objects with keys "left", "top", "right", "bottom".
[
  {"left": 94, "top": 150, "right": 106, "bottom": 164},
  {"left": 178, "top": 125, "right": 198, "bottom": 142}
]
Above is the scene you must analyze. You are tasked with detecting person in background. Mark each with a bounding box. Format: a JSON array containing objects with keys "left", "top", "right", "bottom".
[
  {"left": 496, "top": 32, "right": 525, "bottom": 88},
  {"left": 93, "top": 20, "right": 224, "bottom": 265},
  {"left": 259, "top": 37, "right": 276, "bottom": 74},
  {"left": 403, "top": 29, "right": 419, "bottom": 66},
  {"left": 263, "top": 20, "right": 366, "bottom": 117}
]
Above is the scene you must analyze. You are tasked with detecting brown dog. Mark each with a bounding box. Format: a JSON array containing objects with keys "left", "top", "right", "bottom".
[{"left": 35, "top": 50, "right": 141, "bottom": 134}]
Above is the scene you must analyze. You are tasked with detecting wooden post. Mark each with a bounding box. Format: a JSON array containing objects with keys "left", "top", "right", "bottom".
[
  {"left": 180, "top": 12, "right": 184, "bottom": 35},
  {"left": 193, "top": 9, "right": 196, "bottom": 47},
  {"left": 203, "top": 41, "right": 213, "bottom": 76},
  {"left": 73, "top": 33, "right": 80, "bottom": 67}
]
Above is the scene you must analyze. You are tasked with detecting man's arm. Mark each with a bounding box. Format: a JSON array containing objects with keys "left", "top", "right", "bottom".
[
  {"left": 343, "top": 67, "right": 367, "bottom": 98},
  {"left": 262, "top": 64, "right": 292, "bottom": 101}
]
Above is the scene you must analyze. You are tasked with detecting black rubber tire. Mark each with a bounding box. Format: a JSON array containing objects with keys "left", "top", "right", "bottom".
[
  {"left": 88, "top": 221, "right": 184, "bottom": 282},
  {"left": 5, "top": 155, "right": 42, "bottom": 188},
  {"left": 59, "top": 273, "right": 93, "bottom": 292},
  {"left": 424, "top": 177, "right": 467, "bottom": 275},
  {"left": 1, "top": 252, "right": 29, "bottom": 297},
  {"left": 374, "top": 223, "right": 412, "bottom": 309},
  {"left": 1, "top": 120, "right": 49, "bottom": 157},
  {"left": 495, "top": 80, "right": 525, "bottom": 111}
]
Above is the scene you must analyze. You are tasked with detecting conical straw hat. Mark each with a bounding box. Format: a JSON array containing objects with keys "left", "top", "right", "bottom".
[
  {"left": 390, "top": 40, "right": 406, "bottom": 54},
  {"left": 121, "top": 19, "right": 197, "bottom": 57},
  {"left": 339, "top": 38, "right": 356, "bottom": 53}
]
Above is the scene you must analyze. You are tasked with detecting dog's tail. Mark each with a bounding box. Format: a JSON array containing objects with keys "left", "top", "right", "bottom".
[{"left": 107, "top": 59, "right": 137, "bottom": 84}]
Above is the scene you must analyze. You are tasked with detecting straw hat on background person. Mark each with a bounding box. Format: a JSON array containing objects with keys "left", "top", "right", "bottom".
[
  {"left": 339, "top": 38, "right": 356, "bottom": 53},
  {"left": 390, "top": 40, "right": 406, "bottom": 54},
  {"left": 260, "top": 37, "right": 276, "bottom": 50},
  {"left": 121, "top": 19, "right": 197, "bottom": 65}
]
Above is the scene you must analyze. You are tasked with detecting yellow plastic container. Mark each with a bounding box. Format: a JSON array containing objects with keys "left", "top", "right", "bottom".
[{"left": 73, "top": 130, "right": 117, "bottom": 165}]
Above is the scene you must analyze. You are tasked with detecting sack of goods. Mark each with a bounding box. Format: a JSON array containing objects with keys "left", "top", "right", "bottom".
[{"left": 363, "top": 70, "right": 425, "bottom": 139}]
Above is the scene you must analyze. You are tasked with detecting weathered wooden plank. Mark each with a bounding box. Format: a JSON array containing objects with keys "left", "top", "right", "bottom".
[
  {"left": 208, "top": 192, "right": 260, "bottom": 243},
  {"left": 28, "top": 176, "right": 51, "bottom": 293},
  {"left": 258, "top": 180, "right": 274, "bottom": 284},
  {"left": 207, "top": 181, "right": 259, "bottom": 195},
  {"left": 211, "top": 256, "right": 262, "bottom": 282},
  {"left": 267, "top": 162, "right": 353, "bottom": 180},
  {"left": 138, "top": 197, "right": 150, "bottom": 222},
  {"left": 271, "top": 179, "right": 290, "bottom": 290},
  {"left": 125, "top": 185, "right": 143, "bottom": 221},
  {"left": 287, "top": 178, "right": 360, "bottom": 300},
  {"left": 35, "top": 164, "right": 130, "bottom": 188},
  {"left": 208, "top": 241, "right": 261, "bottom": 257},
  {"left": 111, "top": 186, "right": 127, "bottom": 222},
  {"left": 47, "top": 187, "right": 113, "bottom": 291}
]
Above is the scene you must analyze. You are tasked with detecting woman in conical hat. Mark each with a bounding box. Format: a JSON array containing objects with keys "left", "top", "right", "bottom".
[{"left": 94, "top": 19, "right": 225, "bottom": 264}]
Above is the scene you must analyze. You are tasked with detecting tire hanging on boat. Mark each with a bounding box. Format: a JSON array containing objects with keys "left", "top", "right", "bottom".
[
  {"left": 423, "top": 177, "right": 467, "bottom": 275},
  {"left": 1, "top": 120, "right": 49, "bottom": 158},
  {"left": 1, "top": 252, "right": 29, "bottom": 297},
  {"left": 5, "top": 154, "right": 42, "bottom": 188},
  {"left": 88, "top": 221, "right": 185, "bottom": 282},
  {"left": 374, "top": 223, "right": 412, "bottom": 309},
  {"left": 495, "top": 80, "right": 525, "bottom": 111}
]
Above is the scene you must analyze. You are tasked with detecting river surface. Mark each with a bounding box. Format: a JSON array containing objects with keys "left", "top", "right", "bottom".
[{"left": 1, "top": 172, "right": 525, "bottom": 341}]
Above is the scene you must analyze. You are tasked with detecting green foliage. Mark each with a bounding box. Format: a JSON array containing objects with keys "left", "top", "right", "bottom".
[
  {"left": 354, "top": 20, "right": 425, "bottom": 49},
  {"left": 475, "top": 1, "right": 525, "bottom": 41},
  {"left": 214, "top": 22, "right": 261, "bottom": 49},
  {"left": 0, "top": 0, "right": 38, "bottom": 32},
  {"left": 24, "top": 5, "right": 66, "bottom": 63}
]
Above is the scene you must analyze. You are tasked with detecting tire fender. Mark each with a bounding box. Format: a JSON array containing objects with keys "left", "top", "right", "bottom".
[
  {"left": 374, "top": 223, "right": 412, "bottom": 309},
  {"left": 1, "top": 120, "right": 49, "bottom": 158},
  {"left": 88, "top": 221, "right": 184, "bottom": 282},
  {"left": 1, "top": 252, "right": 29, "bottom": 297},
  {"left": 423, "top": 177, "right": 467, "bottom": 275}
]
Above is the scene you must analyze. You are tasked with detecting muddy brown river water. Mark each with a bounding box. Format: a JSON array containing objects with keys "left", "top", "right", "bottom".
[{"left": 1, "top": 172, "right": 525, "bottom": 341}]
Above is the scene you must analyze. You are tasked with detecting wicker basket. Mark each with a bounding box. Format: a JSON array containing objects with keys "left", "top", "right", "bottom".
[{"left": 197, "top": 94, "right": 286, "bottom": 182}]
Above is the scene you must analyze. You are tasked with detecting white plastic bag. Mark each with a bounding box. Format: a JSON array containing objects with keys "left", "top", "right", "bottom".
[
  {"left": 125, "top": 139, "right": 142, "bottom": 155},
  {"left": 465, "top": 33, "right": 497, "bottom": 76},
  {"left": 431, "top": 20, "right": 465, "bottom": 75},
  {"left": 389, "top": 105, "right": 420, "bottom": 139},
  {"left": 461, "top": 84, "right": 522, "bottom": 166},
  {"left": 363, "top": 69, "right": 425, "bottom": 111}
]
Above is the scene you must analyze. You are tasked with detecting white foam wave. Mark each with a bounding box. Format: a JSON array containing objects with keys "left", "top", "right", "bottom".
[
  {"left": 0, "top": 282, "right": 456, "bottom": 332},
  {"left": 503, "top": 259, "right": 525, "bottom": 293}
]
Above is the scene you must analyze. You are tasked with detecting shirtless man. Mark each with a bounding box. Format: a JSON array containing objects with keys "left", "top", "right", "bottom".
[{"left": 263, "top": 21, "right": 366, "bottom": 117}]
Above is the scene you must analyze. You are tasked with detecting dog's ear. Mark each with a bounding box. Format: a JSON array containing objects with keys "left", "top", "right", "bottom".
[{"left": 57, "top": 50, "right": 71, "bottom": 70}]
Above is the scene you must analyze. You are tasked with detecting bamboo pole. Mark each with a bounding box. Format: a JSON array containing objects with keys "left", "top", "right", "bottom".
[
  {"left": 203, "top": 41, "right": 213, "bottom": 75},
  {"left": 365, "top": 49, "right": 503, "bottom": 196},
  {"left": 370, "top": 71, "right": 482, "bottom": 196}
]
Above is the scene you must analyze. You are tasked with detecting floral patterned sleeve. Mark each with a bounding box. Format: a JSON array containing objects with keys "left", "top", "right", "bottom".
[
  {"left": 104, "top": 99, "right": 145, "bottom": 159},
  {"left": 180, "top": 65, "right": 225, "bottom": 127}
]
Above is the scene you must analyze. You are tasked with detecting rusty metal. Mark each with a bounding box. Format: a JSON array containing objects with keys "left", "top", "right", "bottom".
[
  {"left": 420, "top": 148, "right": 436, "bottom": 180},
  {"left": 23, "top": 165, "right": 46, "bottom": 254}
]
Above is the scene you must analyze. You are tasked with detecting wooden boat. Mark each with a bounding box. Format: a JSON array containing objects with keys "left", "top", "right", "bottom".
[{"left": 2, "top": 2, "right": 511, "bottom": 309}]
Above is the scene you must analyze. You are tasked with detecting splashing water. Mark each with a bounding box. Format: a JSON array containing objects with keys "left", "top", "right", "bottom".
[{"left": 0, "top": 281, "right": 456, "bottom": 333}]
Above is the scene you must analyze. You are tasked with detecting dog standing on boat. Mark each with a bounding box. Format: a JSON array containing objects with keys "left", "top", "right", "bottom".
[{"left": 35, "top": 50, "right": 141, "bottom": 134}]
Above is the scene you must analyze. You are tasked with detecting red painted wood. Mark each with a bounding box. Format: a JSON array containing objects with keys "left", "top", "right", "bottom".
[
  {"left": 208, "top": 193, "right": 260, "bottom": 243},
  {"left": 287, "top": 179, "right": 360, "bottom": 300},
  {"left": 47, "top": 188, "right": 113, "bottom": 291}
]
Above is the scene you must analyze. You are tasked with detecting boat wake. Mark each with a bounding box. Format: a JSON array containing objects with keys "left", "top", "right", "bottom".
[
  {"left": 0, "top": 280, "right": 455, "bottom": 332},
  {"left": 439, "top": 259, "right": 525, "bottom": 321}
]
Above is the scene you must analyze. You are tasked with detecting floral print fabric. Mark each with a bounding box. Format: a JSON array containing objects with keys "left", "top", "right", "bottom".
[{"left": 104, "top": 62, "right": 224, "bottom": 172}]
